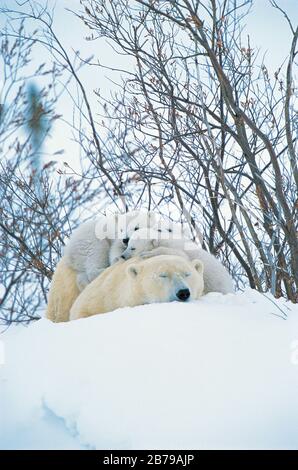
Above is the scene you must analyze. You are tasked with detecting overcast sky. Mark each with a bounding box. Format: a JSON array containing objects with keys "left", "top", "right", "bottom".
[
  {"left": 50, "top": 0, "right": 298, "bottom": 71},
  {"left": 44, "top": 0, "right": 297, "bottom": 161},
  {"left": 2, "top": 0, "right": 297, "bottom": 168}
]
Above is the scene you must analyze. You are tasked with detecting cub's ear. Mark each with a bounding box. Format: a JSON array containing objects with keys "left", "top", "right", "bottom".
[
  {"left": 192, "top": 259, "right": 204, "bottom": 274},
  {"left": 126, "top": 264, "right": 139, "bottom": 278}
]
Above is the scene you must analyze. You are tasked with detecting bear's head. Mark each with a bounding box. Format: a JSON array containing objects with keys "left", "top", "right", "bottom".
[
  {"left": 121, "top": 228, "right": 159, "bottom": 259},
  {"left": 126, "top": 255, "right": 204, "bottom": 304},
  {"left": 154, "top": 218, "right": 192, "bottom": 239},
  {"left": 122, "top": 211, "right": 157, "bottom": 245},
  {"left": 120, "top": 223, "right": 193, "bottom": 260}
]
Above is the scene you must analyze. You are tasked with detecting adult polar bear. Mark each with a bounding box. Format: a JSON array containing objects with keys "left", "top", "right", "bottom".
[
  {"left": 121, "top": 228, "right": 234, "bottom": 295},
  {"left": 70, "top": 255, "right": 204, "bottom": 320},
  {"left": 46, "top": 257, "right": 80, "bottom": 323},
  {"left": 46, "top": 211, "right": 156, "bottom": 322}
]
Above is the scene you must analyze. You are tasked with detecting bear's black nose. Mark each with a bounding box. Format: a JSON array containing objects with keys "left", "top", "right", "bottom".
[
  {"left": 176, "top": 288, "right": 190, "bottom": 302},
  {"left": 122, "top": 238, "right": 129, "bottom": 245}
]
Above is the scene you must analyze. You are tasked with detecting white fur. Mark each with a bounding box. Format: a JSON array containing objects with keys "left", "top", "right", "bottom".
[
  {"left": 121, "top": 228, "right": 234, "bottom": 295},
  {"left": 154, "top": 218, "right": 192, "bottom": 239},
  {"left": 64, "top": 211, "right": 157, "bottom": 291},
  {"left": 70, "top": 255, "right": 205, "bottom": 320}
]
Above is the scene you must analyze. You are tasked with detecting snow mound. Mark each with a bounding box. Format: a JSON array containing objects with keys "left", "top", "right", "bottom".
[{"left": 1, "top": 289, "right": 298, "bottom": 450}]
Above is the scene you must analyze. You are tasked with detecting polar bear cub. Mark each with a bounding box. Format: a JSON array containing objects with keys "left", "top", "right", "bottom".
[
  {"left": 70, "top": 255, "right": 204, "bottom": 320},
  {"left": 121, "top": 228, "right": 234, "bottom": 295},
  {"left": 64, "top": 211, "right": 156, "bottom": 291}
]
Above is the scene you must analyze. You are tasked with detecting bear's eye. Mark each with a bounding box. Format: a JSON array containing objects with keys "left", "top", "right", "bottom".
[
  {"left": 131, "top": 247, "right": 136, "bottom": 251},
  {"left": 159, "top": 273, "right": 168, "bottom": 278},
  {"left": 168, "top": 228, "right": 173, "bottom": 233},
  {"left": 134, "top": 227, "right": 139, "bottom": 231},
  {"left": 184, "top": 272, "right": 191, "bottom": 277}
]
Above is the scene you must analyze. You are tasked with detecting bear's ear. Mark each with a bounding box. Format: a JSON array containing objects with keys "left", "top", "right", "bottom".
[
  {"left": 127, "top": 264, "right": 139, "bottom": 278},
  {"left": 192, "top": 259, "right": 204, "bottom": 274}
]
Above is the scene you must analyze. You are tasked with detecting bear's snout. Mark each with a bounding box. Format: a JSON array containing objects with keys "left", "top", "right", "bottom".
[
  {"left": 176, "top": 288, "right": 190, "bottom": 302},
  {"left": 122, "top": 237, "right": 129, "bottom": 245}
]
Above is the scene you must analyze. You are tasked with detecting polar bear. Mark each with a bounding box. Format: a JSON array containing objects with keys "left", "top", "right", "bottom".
[
  {"left": 69, "top": 255, "right": 204, "bottom": 320},
  {"left": 121, "top": 228, "right": 234, "bottom": 295},
  {"left": 46, "top": 257, "right": 80, "bottom": 323},
  {"left": 64, "top": 211, "right": 157, "bottom": 291}
]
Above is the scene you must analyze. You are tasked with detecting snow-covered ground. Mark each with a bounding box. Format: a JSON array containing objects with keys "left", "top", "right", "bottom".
[{"left": 1, "top": 289, "right": 298, "bottom": 450}]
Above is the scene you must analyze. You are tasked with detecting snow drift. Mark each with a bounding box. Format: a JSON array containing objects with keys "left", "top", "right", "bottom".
[{"left": 1, "top": 289, "right": 298, "bottom": 450}]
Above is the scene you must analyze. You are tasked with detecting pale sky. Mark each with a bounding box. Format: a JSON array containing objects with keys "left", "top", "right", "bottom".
[
  {"left": 48, "top": 0, "right": 298, "bottom": 164},
  {"left": 2, "top": 0, "right": 298, "bottom": 168}
]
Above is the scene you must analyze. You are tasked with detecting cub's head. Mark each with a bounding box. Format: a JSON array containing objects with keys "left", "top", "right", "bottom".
[
  {"left": 117, "top": 211, "right": 157, "bottom": 245},
  {"left": 126, "top": 255, "right": 204, "bottom": 304},
  {"left": 154, "top": 219, "right": 191, "bottom": 240},
  {"left": 121, "top": 228, "right": 160, "bottom": 259}
]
